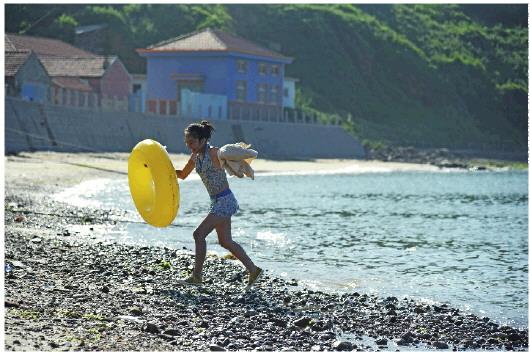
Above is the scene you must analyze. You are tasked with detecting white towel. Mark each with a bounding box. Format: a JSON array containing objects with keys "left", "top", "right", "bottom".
[{"left": 217, "top": 142, "right": 258, "bottom": 180}]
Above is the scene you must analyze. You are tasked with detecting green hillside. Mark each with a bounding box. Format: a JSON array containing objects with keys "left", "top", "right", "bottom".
[{"left": 5, "top": 4, "right": 528, "bottom": 152}]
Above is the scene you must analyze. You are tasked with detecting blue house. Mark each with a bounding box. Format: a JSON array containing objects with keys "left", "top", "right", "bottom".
[{"left": 137, "top": 28, "right": 294, "bottom": 120}]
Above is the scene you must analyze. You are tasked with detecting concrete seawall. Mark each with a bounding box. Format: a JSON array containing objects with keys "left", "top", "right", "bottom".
[{"left": 5, "top": 97, "right": 365, "bottom": 159}]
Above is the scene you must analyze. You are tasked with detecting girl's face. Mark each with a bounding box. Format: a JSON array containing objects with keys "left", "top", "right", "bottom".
[{"left": 184, "top": 133, "right": 206, "bottom": 154}]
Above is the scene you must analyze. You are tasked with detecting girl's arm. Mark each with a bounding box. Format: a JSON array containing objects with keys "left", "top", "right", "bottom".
[{"left": 176, "top": 154, "right": 195, "bottom": 180}]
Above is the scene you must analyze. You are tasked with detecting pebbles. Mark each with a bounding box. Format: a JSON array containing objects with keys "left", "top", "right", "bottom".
[{"left": 4, "top": 192, "right": 529, "bottom": 352}]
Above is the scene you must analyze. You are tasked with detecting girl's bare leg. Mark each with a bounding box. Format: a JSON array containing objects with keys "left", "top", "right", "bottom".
[
  {"left": 215, "top": 217, "right": 257, "bottom": 273},
  {"left": 192, "top": 214, "right": 225, "bottom": 278}
]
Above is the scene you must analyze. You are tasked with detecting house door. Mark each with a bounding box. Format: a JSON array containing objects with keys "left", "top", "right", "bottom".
[{"left": 22, "top": 82, "right": 46, "bottom": 103}]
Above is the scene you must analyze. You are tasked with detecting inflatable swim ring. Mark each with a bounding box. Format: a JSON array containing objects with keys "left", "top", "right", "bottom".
[{"left": 128, "top": 139, "right": 179, "bottom": 227}]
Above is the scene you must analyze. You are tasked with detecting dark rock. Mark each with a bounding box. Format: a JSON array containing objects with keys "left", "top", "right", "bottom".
[
  {"left": 101, "top": 285, "right": 110, "bottom": 293},
  {"left": 5, "top": 300, "right": 20, "bottom": 308},
  {"left": 209, "top": 344, "right": 226, "bottom": 351},
  {"left": 332, "top": 340, "right": 354, "bottom": 351},
  {"left": 163, "top": 329, "right": 180, "bottom": 336},
  {"left": 433, "top": 341, "right": 449, "bottom": 349},
  {"left": 142, "top": 323, "right": 159, "bottom": 334},
  {"left": 294, "top": 316, "right": 312, "bottom": 328},
  {"left": 271, "top": 318, "right": 288, "bottom": 328},
  {"left": 311, "top": 320, "right": 331, "bottom": 332},
  {"left": 396, "top": 339, "right": 410, "bottom": 346},
  {"left": 129, "top": 307, "right": 143, "bottom": 316},
  {"left": 376, "top": 338, "right": 388, "bottom": 345},
  {"left": 401, "top": 331, "right": 415, "bottom": 342},
  {"left": 414, "top": 306, "right": 426, "bottom": 314},
  {"left": 49, "top": 341, "right": 60, "bottom": 348}
]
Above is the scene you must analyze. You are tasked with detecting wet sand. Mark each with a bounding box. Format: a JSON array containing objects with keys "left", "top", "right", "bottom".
[{"left": 3, "top": 151, "right": 528, "bottom": 351}]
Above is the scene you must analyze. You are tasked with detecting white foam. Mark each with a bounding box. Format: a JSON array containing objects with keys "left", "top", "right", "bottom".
[
  {"left": 256, "top": 230, "right": 289, "bottom": 246},
  {"left": 52, "top": 178, "right": 114, "bottom": 208}
]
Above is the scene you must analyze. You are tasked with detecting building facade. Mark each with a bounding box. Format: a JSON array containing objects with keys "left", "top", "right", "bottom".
[
  {"left": 137, "top": 28, "right": 294, "bottom": 120},
  {"left": 5, "top": 50, "right": 51, "bottom": 102},
  {"left": 6, "top": 33, "right": 131, "bottom": 111}
]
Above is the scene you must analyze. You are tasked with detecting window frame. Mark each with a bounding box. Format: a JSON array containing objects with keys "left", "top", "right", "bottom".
[
  {"left": 257, "top": 83, "right": 268, "bottom": 103},
  {"left": 236, "top": 80, "right": 247, "bottom": 102},
  {"left": 237, "top": 60, "right": 248, "bottom": 73},
  {"left": 258, "top": 63, "right": 268, "bottom": 76}
]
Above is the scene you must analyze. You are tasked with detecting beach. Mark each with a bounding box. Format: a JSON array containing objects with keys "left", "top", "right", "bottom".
[{"left": 4, "top": 151, "right": 528, "bottom": 351}]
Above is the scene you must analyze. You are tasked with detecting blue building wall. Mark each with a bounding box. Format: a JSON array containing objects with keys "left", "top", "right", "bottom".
[
  {"left": 144, "top": 51, "right": 287, "bottom": 105},
  {"left": 228, "top": 55, "right": 284, "bottom": 103},
  {"left": 146, "top": 53, "right": 229, "bottom": 100}
]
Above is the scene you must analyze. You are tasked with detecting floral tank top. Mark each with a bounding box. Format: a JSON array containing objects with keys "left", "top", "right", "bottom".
[{"left": 194, "top": 143, "right": 229, "bottom": 196}]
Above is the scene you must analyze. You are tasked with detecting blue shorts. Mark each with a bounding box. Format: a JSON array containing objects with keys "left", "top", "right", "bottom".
[{"left": 209, "top": 190, "right": 239, "bottom": 218}]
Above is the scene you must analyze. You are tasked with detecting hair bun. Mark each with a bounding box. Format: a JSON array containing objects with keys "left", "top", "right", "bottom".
[{"left": 200, "top": 120, "right": 210, "bottom": 126}]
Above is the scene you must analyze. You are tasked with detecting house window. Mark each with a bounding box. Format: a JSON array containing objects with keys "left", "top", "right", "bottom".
[
  {"left": 259, "top": 63, "right": 268, "bottom": 75},
  {"left": 270, "top": 85, "right": 278, "bottom": 105},
  {"left": 237, "top": 60, "right": 247, "bottom": 73},
  {"left": 236, "top": 81, "right": 247, "bottom": 101},
  {"left": 284, "top": 88, "right": 289, "bottom": 98},
  {"left": 257, "top": 83, "right": 267, "bottom": 103},
  {"left": 271, "top": 65, "right": 280, "bottom": 76},
  {"left": 132, "top": 84, "right": 142, "bottom": 94}
]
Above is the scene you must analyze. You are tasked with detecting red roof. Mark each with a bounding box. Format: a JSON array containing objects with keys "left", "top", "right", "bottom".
[
  {"left": 5, "top": 33, "right": 96, "bottom": 57},
  {"left": 5, "top": 50, "right": 33, "bottom": 76},
  {"left": 52, "top": 77, "right": 94, "bottom": 92},
  {"left": 39, "top": 56, "right": 117, "bottom": 77},
  {"left": 138, "top": 28, "right": 292, "bottom": 62}
]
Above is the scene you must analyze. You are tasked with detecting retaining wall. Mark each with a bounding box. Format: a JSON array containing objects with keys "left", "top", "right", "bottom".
[{"left": 5, "top": 97, "right": 366, "bottom": 159}]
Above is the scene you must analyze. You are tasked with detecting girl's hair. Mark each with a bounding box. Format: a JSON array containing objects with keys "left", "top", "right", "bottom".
[{"left": 184, "top": 120, "right": 215, "bottom": 141}]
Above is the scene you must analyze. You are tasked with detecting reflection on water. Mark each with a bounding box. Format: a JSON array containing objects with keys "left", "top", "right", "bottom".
[{"left": 54, "top": 170, "right": 528, "bottom": 327}]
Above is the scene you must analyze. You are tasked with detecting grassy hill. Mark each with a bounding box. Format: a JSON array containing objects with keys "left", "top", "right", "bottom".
[{"left": 6, "top": 4, "right": 528, "bottom": 152}]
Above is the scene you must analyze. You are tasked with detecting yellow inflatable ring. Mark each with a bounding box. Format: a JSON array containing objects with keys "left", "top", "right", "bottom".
[{"left": 128, "top": 139, "right": 179, "bottom": 227}]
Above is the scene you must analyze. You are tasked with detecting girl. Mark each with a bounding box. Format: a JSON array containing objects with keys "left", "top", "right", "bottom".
[{"left": 176, "top": 121, "right": 263, "bottom": 288}]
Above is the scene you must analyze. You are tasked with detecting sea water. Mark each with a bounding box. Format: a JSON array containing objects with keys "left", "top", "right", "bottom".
[{"left": 54, "top": 169, "right": 528, "bottom": 328}]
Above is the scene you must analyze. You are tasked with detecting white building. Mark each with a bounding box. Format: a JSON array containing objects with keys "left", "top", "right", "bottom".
[{"left": 283, "top": 77, "right": 298, "bottom": 109}]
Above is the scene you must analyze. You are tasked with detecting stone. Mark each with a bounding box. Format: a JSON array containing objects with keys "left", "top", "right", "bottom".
[
  {"left": 433, "top": 341, "right": 449, "bottom": 349},
  {"left": 142, "top": 323, "right": 159, "bottom": 334},
  {"left": 129, "top": 307, "right": 143, "bottom": 316},
  {"left": 209, "top": 344, "right": 226, "bottom": 351},
  {"left": 163, "top": 329, "right": 180, "bottom": 336},
  {"left": 294, "top": 316, "right": 312, "bottom": 328},
  {"left": 332, "top": 340, "right": 354, "bottom": 351},
  {"left": 376, "top": 338, "right": 388, "bottom": 345}
]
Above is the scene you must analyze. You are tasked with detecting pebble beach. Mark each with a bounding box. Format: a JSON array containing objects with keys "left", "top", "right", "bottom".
[{"left": 3, "top": 152, "right": 528, "bottom": 351}]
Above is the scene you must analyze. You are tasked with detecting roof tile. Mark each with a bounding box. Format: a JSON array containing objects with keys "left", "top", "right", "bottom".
[
  {"left": 39, "top": 56, "right": 116, "bottom": 77},
  {"left": 5, "top": 50, "right": 33, "bottom": 76},
  {"left": 52, "top": 77, "right": 94, "bottom": 92},
  {"left": 141, "top": 28, "right": 292, "bottom": 62},
  {"left": 5, "top": 33, "right": 96, "bottom": 57}
]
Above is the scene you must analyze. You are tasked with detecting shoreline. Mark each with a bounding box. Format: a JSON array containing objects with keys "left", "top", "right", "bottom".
[
  {"left": 6, "top": 150, "right": 525, "bottom": 193},
  {"left": 4, "top": 151, "right": 529, "bottom": 351}
]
